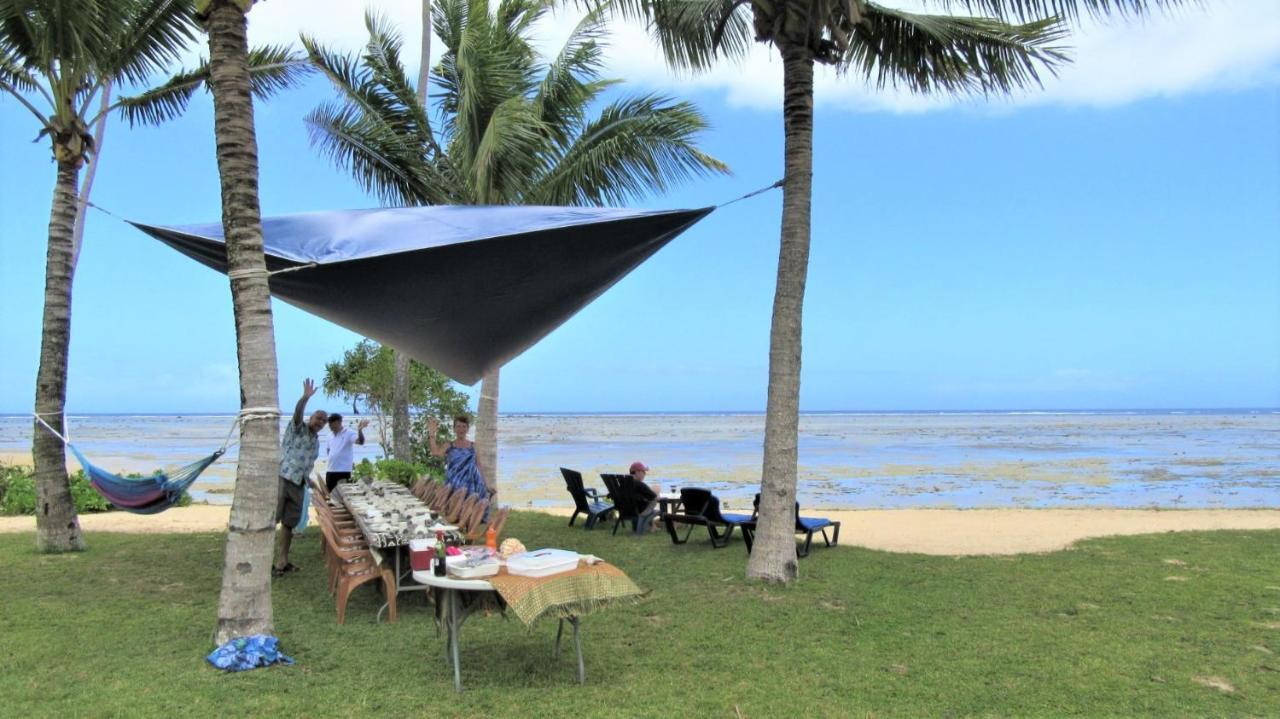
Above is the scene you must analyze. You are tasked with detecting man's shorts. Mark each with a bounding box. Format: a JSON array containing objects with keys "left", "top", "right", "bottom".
[
  {"left": 276, "top": 476, "right": 305, "bottom": 528},
  {"left": 325, "top": 471, "right": 352, "bottom": 493}
]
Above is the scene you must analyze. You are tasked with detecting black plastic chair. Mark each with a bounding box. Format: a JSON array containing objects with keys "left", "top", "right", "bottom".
[
  {"left": 660, "top": 488, "right": 753, "bottom": 549},
  {"left": 739, "top": 494, "right": 842, "bottom": 557},
  {"left": 560, "top": 468, "right": 614, "bottom": 529},
  {"left": 601, "top": 473, "right": 655, "bottom": 535}
]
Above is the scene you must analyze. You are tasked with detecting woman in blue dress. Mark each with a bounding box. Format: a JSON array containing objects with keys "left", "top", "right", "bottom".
[{"left": 427, "top": 415, "right": 490, "bottom": 501}]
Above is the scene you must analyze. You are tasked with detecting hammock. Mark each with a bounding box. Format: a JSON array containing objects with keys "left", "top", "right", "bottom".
[
  {"left": 34, "top": 414, "right": 228, "bottom": 516},
  {"left": 68, "top": 443, "right": 221, "bottom": 515}
]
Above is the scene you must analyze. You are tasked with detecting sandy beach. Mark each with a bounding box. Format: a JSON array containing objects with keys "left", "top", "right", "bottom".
[{"left": 3, "top": 506, "right": 1277, "bottom": 555}]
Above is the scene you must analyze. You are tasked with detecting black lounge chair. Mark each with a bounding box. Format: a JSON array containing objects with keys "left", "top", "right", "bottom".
[
  {"left": 739, "top": 494, "right": 841, "bottom": 557},
  {"left": 660, "top": 488, "right": 753, "bottom": 549},
  {"left": 560, "top": 468, "right": 614, "bottom": 529},
  {"left": 600, "top": 473, "right": 657, "bottom": 535}
]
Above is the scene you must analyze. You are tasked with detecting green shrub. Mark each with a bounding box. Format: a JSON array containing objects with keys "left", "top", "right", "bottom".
[
  {"left": 372, "top": 458, "right": 428, "bottom": 487},
  {"left": 350, "top": 458, "right": 435, "bottom": 487},
  {"left": 0, "top": 463, "right": 29, "bottom": 506},
  {"left": 353, "top": 458, "right": 376, "bottom": 480},
  {"left": 69, "top": 470, "right": 113, "bottom": 513},
  {"left": 3, "top": 473, "right": 36, "bottom": 515}
]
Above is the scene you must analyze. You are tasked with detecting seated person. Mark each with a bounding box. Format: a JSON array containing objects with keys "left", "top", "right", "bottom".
[{"left": 627, "top": 461, "right": 659, "bottom": 531}]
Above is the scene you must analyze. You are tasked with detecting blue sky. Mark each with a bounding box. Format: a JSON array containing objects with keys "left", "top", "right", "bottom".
[{"left": 1, "top": 1, "right": 1278, "bottom": 413}]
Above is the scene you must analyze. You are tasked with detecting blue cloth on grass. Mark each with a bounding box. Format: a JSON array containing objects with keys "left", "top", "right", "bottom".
[{"left": 206, "top": 634, "right": 294, "bottom": 672}]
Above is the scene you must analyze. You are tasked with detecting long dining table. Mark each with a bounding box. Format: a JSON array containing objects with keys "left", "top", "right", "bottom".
[{"left": 333, "top": 480, "right": 460, "bottom": 621}]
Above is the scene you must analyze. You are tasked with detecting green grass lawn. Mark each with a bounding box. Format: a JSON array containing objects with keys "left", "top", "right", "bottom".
[{"left": 1, "top": 513, "right": 1277, "bottom": 718}]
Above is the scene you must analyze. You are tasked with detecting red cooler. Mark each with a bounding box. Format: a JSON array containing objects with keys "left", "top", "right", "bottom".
[{"left": 409, "top": 538, "right": 434, "bottom": 571}]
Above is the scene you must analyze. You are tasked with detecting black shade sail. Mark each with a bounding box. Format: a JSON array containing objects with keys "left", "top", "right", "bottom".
[{"left": 131, "top": 205, "right": 713, "bottom": 384}]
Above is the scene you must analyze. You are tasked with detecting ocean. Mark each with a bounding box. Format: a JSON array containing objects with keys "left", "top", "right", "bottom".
[{"left": 2, "top": 410, "right": 1276, "bottom": 510}]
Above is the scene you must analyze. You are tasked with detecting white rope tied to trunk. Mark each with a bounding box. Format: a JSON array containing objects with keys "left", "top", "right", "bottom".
[
  {"left": 227, "top": 263, "right": 317, "bottom": 281},
  {"left": 32, "top": 413, "right": 71, "bottom": 444},
  {"left": 218, "top": 407, "right": 282, "bottom": 452}
]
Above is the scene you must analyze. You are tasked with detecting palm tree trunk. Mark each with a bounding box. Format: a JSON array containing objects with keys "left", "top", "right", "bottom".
[
  {"left": 417, "top": 0, "right": 432, "bottom": 100},
  {"left": 476, "top": 368, "right": 499, "bottom": 494},
  {"left": 31, "top": 158, "right": 86, "bottom": 553},
  {"left": 71, "top": 82, "right": 112, "bottom": 268},
  {"left": 205, "top": 0, "right": 282, "bottom": 645},
  {"left": 746, "top": 44, "right": 814, "bottom": 584},
  {"left": 387, "top": 0, "right": 435, "bottom": 465},
  {"left": 392, "top": 351, "right": 411, "bottom": 459}
]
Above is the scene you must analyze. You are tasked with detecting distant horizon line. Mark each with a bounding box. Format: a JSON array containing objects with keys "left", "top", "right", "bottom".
[{"left": 1, "top": 407, "right": 1277, "bottom": 418}]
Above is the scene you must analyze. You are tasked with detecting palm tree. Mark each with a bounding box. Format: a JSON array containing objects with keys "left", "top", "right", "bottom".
[
  {"left": 195, "top": 0, "right": 287, "bottom": 644},
  {"left": 388, "top": 0, "right": 436, "bottom": 467},
  {"left": 603, "top": 0, "right": 1189, "bottom": 583},
  {"left": 1, "top": 0, "right": 201, "bottom": 552},
  {"left": 304, "top": 0, "right": 729, "bottom": 492}
]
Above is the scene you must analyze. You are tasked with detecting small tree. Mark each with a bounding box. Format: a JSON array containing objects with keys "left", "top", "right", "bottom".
[{"left": 322, "top": 339, "right": 471, "bottom": 461}]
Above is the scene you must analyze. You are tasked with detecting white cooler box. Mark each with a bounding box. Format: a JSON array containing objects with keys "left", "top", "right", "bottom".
[{"left": 505, "top": 548, "right": 581, "bottom": 578}]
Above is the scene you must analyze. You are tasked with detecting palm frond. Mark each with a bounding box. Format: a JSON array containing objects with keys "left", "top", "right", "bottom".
[
  {"left": 305, "top": 100, "right": 460, "bottom": 206},
  {"left": 529, "top": 93, "right": 729, "bottom": 206},
  {"left": 449, "top": 3, "right": 542, "bottom": 174},
  {"left": 921, "top": 0, "right": 1188, "bottom": 24},
  {"left": 471, "top": 96, "right": 548, "bottom": 203},
  {"left": 0, "top": 3, "right": 41, "bottom": 66},
  {"left": 113, "top": 64, "right": 203, "bottom": 125},
  {"left": 495, "top": 0, "right": 550, "bottom": 41},
  {"left": 113, "top": 43, "right": 310, "bottom": 127},
  {"left": 244, "top": 43, "right": 314, "bottom": 100},
  {"left": 535, "top": 6, "right": 610, "bottom": 145},
  {"left": 360, "top": 10, "right": 436, "bottom": 152},
  {"left": 303, "top": 32, "right": 409, "bottom": 138},
  {"left": 304, "top": 26, "right": 458, "bottom": 206},
  {"left": 105, "top": 0, "right": 200, "bottom": 86},
  {"left": 596, "top": 0, "right": 754, "bottom": 72},
  {"left": 0, "top": 42, "right": 39, "bottom": 93},
  {"left": 846, "top": 4, "right": 1071, "bottom": 94}
]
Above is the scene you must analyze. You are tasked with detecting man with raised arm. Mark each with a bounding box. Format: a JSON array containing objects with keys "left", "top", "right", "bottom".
[
  {"left": 324, "top": 413, "right": 369, "bottom": 492},
  {"left": 273, "top": 378, "right": 327, "bottom": 578}
]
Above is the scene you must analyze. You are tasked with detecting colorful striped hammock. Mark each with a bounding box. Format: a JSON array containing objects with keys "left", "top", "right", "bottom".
[{"left": 34, "top": 414, "right": 226, "bottom": 515}]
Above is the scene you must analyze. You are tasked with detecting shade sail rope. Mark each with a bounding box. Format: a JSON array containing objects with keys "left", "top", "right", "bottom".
[
  {"left": 227, "top": 263, "right": 318, "bottom": 280},
  {"left": 717, "top": 179, "right": 784, "bottom": 208}
]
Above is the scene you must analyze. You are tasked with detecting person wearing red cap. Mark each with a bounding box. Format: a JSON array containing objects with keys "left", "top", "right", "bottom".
[{"left": 627, "top": 461, "right": 659, "bottom": 532}]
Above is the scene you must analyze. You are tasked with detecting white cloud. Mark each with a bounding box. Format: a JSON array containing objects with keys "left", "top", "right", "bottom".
[{"left": 245, "top": 0, "right": 1280, "bottom": 113}]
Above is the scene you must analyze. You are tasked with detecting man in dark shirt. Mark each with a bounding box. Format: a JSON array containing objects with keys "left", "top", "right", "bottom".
[{"left": 627, "top": 461, "right": 659, "bottom": 532}]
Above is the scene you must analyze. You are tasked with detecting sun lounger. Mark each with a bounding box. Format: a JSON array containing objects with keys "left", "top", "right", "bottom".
[
  {"left": 739, "top": 494, "right": 841, "bottom": 557},
  {"left": 660, "top": 488, "right": 753, "bottom": 549}
]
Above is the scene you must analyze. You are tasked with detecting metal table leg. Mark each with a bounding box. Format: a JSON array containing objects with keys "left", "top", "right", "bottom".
[
  {"left": 449, "top": 589, "right": 463, "bottom": 692},
  {"left": 572, "top": 617, "right": 584, "bottom": 684},
  {"left": 553, "top": 617, "right": 585, "bottom": 684},
  {"left": 376, "top": 548, "right": 400, "bottom": 623}
]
